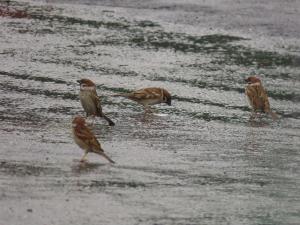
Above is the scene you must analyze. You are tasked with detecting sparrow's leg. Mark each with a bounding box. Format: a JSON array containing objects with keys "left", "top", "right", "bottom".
[
  {"left": 80, "top": 151, "right": 88, "bottom": 162},
  {"left": 90, "top": 115, "right": 96, "bottom": 126},
  {"left": 144, "top": 105, "right": 155, "bottom": 113},
  {"left": 151, "top": 107, "right": 158, "bottom": 113},
  {"left": 250, "top": 110, "right": 258, "bottom": 120}
]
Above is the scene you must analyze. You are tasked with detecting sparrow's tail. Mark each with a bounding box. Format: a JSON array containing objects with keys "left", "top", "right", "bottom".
[
  {"left": 99, "top": 152, "right": 115, "bottom": 164},
  {"left": 102, "top": 114, "right": 115, "bottom": 126}
]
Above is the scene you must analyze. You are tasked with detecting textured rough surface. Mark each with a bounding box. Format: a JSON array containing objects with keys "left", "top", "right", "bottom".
[{"left": 0, "top": 0, "right": 299, "bottom": 225}]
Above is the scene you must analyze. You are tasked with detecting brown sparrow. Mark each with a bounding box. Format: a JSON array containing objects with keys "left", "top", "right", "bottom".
[
  {"left": 72, "top": 116, "right": 115, "bottom": 163},
  {"left": 114, "top": 87, "right": 171, "bottom": 112},
  {"left": 77, "top": 79, "right": 115, "bottom": 126},
  {"left": 245, "top": 76, "right": 277, "bottom": 119}
]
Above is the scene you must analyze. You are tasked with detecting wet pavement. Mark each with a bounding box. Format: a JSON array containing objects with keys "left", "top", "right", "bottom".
[{"left": 0, "top": 0, "right": 299, "bottom": 224}]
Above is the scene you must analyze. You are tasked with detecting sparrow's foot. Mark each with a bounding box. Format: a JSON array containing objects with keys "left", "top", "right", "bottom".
[
  {"left": 80, "top": 158, "right": 88, "bottom": 163},
  {"left": 250, "top": 112, "right": 258, "bottom": 120},
  {"left": 144, "top": 106, "right": 156, "bottom": 114},
  {"left": 80, "top": 152, "right": 89, "bottom": 163}
]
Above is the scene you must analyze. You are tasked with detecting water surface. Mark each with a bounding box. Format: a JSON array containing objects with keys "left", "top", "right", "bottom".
[{"left": 0, "top": 0, "right": 299, "bottom": 224}]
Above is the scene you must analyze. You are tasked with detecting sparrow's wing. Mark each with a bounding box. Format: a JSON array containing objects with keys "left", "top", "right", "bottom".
[
  {"left": 89, "top": 90, "right": 103, "bottom": 116},
  {"left": 256, "top": 85, "right": 270, "bottom": 112},
  {"left": 91, "top": 91, "right": 115, "bottom": 125},
  {"left": 130, "top": 88, "right": 161, "bottom": 100},
  {"left": 246, "top": 85, "right": 256, "bottom": 110},
  {"left": 246, "top": 84, "right": 270, "bottom": 112},
  {"left": 75, "top": 126, "right": 103, "bottom": 152}
]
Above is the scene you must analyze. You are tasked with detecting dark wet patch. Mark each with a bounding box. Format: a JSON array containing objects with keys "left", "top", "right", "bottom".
[
  {"left": 151, "top": 76, "right": 300, "bottom": 102},
  {"left": 187, "top": 34, "right": 248, "bottom": 44},
  {"left": 130, "top": 31, "right": 298, "bottom": 67},
  {"left": 0, "top": 5, "right": 30, "bottom": 19},
  {"left": 30, "top": 14, "right": 130, "bottom": 30},
  {"left": 31, "top": 58, "right": 140, "bottom": 78},
  {"left": 97, "top": 85, "right": 132, "bottom": 94},
  {"left": 20, "top": 1, "right": 297, "bottom": 68},
  {"left": 186, "top": 174, "right": 269, "bottom": 187},
  {"left": 173, "top": 95, "right": 249, "bottom": 112},
  {"left": 150, "top": 75, "right": 244, "bottom": 92},
  {"left": 116, "top": 165, "right": 269, "bottom": 189},
  {"left": 279, "top": 111, "right": 300, "bottom": 120},
  {"left": 0, "top": 82, "right": 78, "bottom": 100},
  {"left": 140, "top": 216, "right": 227, "bottom": 225},
  {"left": 119, "top": 165, "right": 187, "bottom": 177},
  {"left": 71, "top": 162, "right": 108, "bottom": 173},
  {"left": 0, "top": 49, "right": 17, "bottom": 56},
  {"left": 191, "top": 112, "right": 242, "bottom": 123},
  {"left": 263, "top": 72, "right": 300, "bottom": 81},
  {"left": 0, "top": 161, "right": 62, "bottom": 177},
  {"left": 151, "top": 3, "right": 220, "bottom": 14},
  {"left": 120, "top": 164, "right": 271, "bottom": 187},
  {"left": 74, "top": 179, "right": 147, "bottom": 191},
  {"left": 0, "top": 70, "right": 70, "bottom": 85},
  {"left": 184, "top": 63, "right": 224, "bottom": 72},
  {"left": 0, "top": 107, "right": 55, "bottom": 127},
  {"left": 47, "top": 106, "right": 79, "bottom": 114},
  {"left": 5, "top": 1, "right": 299, "bottom": 72},
  {"left": 213, "top": 45, "right": 300, "bottom": 67},
  {"left": 137, "top": 20, "right": 160, "bottom": 28}
]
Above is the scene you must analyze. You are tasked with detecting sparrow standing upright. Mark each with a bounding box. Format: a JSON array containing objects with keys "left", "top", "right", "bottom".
[
  {"left": 114, "top": 87, "right": 171, "bottom": 112},
  {"left": 77, "top": 79, "right": 115, "bottom": 126},
  {"left": 245, "top": 76, "right": 277, "bottom": 119},
  {"left": 72, "top": 116, "right": 115, "bottom": 163}
]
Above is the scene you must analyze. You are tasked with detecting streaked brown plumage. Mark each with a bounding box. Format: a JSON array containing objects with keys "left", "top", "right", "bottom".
[
  {"left": 114, "top": 87, "right": 171, "bottom": 112},
  {"left": 72, "top": 116, "right": 115, "bottom": 163},
  {"left": 77, "top": 79, "right": 114, "bottom": 126},
  {"left": 245, "top": 76, "right": 277, "bottom": 119}
]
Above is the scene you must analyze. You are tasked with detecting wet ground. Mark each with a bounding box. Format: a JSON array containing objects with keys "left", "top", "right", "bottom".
[{"left": 0, "top": 0, "right": 300, "bottom": 224}]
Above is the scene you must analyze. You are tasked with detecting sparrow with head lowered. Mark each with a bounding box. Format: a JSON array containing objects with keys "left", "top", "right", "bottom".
[
  {"left": 77, "top": 79, "right": 115, "bottom": 126},
  {"left": 114, "top": 87, "right": 171, "bottom": 112},
  {"left": 72, "top": 116, "right": 115, "bottom": 163},
  {"left": 245, "top": 76, "right": 277, "bottom": 119}
]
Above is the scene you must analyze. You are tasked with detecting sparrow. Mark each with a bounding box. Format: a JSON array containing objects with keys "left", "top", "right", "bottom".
[
  {"left": 77, "top": 78, "right": 115, "bottom": 126},
  {"left": 113, "top": 87, "right": 171, "bottom": 112},
  {"left": 245, "top": 76, "right": 277, "bottom": 119},
  {"left": 72, "top": 116, "right": 115, "bottom": 163}
]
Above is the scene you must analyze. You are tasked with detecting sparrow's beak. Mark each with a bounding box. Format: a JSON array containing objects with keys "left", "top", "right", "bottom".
[
  {"left": 166, "top": 98, "right": 172, "bottom": 106},
  {"left": 77, "top": 80, "right": 81, "bottom": 84},
  {"left": 245, "top": 78, "right": 250, "bottom": 84}
]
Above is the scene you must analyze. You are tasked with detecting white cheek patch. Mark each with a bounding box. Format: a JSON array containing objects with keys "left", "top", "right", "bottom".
[
  {"left": 249, "top": 82, "right": 261, "bottom": 86},
  {"left": 80, "top": 85, "right": 95, "bottom": 91},
  {"left": 72, "top": 123, "right": 86, "bottom": 127}
]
